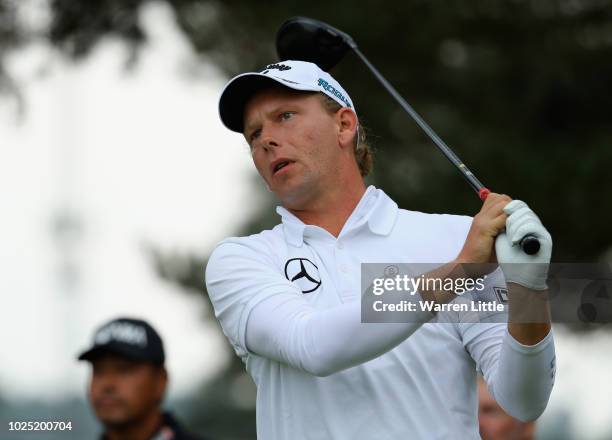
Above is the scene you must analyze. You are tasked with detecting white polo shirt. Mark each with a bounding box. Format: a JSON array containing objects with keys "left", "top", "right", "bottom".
[{"left": 205, "top": 186, "right": 555, "bottom": 439}]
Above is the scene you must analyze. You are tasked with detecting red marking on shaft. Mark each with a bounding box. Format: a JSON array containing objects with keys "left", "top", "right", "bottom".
[{"left": 479, "top": 188, "right": 491, "bottom": 201}]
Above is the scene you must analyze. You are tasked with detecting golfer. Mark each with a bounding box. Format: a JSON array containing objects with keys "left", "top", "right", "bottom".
[{"left": 205, "top": 60, "right": 555, "bottom": 439}]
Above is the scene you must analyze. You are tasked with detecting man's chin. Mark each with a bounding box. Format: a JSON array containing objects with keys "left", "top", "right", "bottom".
[
  {"left": 95, "top": 409, "right": 132, "bottom": 427},
  {"left": 275, "top": 187, "right": 311, "bottom": 209},
  {"left": 271, "top": 178, "right": 318, "bottom": 207}
]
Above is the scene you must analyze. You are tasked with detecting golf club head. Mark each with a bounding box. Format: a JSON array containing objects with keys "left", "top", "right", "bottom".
[{"left": 276, "top": 16, "right": 356, "bottom": 71}]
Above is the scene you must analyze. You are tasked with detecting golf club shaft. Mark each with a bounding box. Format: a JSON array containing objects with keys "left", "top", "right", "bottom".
[
  {"left": 351, "top": 46, "right": 540, "bottom": 255},
  {"left": 352, "top": 47, "right": 488, "bottom": 198}
]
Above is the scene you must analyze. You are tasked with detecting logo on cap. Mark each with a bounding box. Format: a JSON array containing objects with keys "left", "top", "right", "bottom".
[
  {"left": 95, "top": 322, "right": 148, "bottom": 347},
  {"left": 261, "top": 63, "right": 292, "bottom": 74},
  {"left": 317, "top": 78, "right": 352, "bottom": 108}
]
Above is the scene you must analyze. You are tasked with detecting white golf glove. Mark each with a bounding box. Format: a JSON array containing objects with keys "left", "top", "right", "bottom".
[{"left": 495, "top": 200, "right": 552, "bottom": 290}]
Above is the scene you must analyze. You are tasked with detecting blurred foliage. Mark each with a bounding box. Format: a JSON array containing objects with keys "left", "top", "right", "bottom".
[
  {"left": 2, "top": 0, "right": 612, "bottom": 438},
  {"left": 1, "top": 0, "right": 607, "bottom": 259},
  {"left": 0, "top": 0, "right": 24, "bottom": 112}
]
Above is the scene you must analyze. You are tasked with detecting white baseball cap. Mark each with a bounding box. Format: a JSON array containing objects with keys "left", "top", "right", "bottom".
[{"left": 218, "top": 60, "right": 356, "bottom": 133}]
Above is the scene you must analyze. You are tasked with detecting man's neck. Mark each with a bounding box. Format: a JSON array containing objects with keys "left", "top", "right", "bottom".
[
  {"left": 287, "top": 180, "right": 367, "bottom": 237},
  {"left": 104, "top": 411, "right": 163, "bottom": 440}
]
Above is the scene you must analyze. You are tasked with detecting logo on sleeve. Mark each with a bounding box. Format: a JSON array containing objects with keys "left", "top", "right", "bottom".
[
  {"left": 384, "top": 265, "right": 399, "bottom": 277},
  {"left": 493, "top": 287, "right": 509, "bottom": 303},
  {"left": 284, "top": 258, "right": 322, "bottom": 294}
]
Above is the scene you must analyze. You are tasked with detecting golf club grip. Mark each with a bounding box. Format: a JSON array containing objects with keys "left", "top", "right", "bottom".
[
  {"left": 480, "top": 188, "right": 540, "bottom": 255},
  {"left": 520, "top": 235, "right": 541, "bottom": 255}
]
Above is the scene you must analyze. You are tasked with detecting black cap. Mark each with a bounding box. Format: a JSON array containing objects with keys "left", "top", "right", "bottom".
[{"left": 78, "top": 317, "right": 165, "bottom": 365}]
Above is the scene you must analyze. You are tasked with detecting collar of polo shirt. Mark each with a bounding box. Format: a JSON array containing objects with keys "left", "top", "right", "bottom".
[{"left": 276, "top": 186, "right": 399, "bottom": 247}]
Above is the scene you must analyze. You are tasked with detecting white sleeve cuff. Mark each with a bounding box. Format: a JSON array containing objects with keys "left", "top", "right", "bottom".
[
  {"left": 504, "top": 327, "right": 554, "bottom": 353},
  {"left": 488, "top": 327, "right": 556, "bottom": 422}
]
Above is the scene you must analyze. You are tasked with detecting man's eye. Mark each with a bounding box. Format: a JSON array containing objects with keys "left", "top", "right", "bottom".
[
  {"left": 250, "top": 129, "right": 261, "bottom": 142},
  {"left": 280, "top": 111, "right": 295, "bottom": 120}
]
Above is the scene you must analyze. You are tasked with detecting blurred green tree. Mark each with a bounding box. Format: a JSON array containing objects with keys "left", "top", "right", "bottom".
[{"left": 1, "top": 0, "right": 605, "bottom": 260}]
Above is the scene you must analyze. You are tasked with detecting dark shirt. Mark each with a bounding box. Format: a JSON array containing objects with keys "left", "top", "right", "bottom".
[{"left": 101, "top": 412, "right": 208, "bottom": 440}]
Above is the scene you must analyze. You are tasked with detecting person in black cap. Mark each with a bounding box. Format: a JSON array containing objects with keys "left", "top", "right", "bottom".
[{"left": 78, "top": 317, "right": 206, "bottom": 440}]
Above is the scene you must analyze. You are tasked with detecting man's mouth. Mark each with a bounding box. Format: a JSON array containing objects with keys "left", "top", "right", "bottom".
[
  {"left": 271, "top": 159, "right": 294, "bottom": 175},
  {"left": 95, "top": 397, "right": 123, "bottom": 409}
]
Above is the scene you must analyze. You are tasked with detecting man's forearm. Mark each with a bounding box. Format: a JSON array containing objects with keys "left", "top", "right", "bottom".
[
  {"left": 507, "top": 283, "right": 551, "bottom": 346},
  {"left": 421, "top": 263, "right": 552, "bottom": 346},
  {"left": 488, "top": 327, "right": 556, "bottom": 422}
]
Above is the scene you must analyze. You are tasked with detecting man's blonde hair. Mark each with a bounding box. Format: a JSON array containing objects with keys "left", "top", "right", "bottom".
[{"left": 318, "top": 94, "right": 374, "bottom": 177}]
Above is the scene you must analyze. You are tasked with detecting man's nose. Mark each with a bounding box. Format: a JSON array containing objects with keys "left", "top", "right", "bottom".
[
  {"left": 93, "top": 373, "right": 117, "bottom": 393},
  {"left": 260, "top": 126, "right": 280, "bottom": 152}
]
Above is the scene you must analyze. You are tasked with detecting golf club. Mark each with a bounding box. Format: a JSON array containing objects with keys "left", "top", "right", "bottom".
[{"left": 276, "top": 16, "right": 540, "bottom": 255}]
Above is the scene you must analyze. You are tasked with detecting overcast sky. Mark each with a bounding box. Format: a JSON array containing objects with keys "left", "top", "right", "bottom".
[
  {"left": 0, "top": 2, "right": 610, "bottom": 438},
  {"left": 0, "top": 2, "right": 256, "bottom": 401}
]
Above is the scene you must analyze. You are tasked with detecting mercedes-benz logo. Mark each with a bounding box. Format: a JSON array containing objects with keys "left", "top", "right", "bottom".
[{"left": 284, "top": 258, "right": 322, "bottom": 294}]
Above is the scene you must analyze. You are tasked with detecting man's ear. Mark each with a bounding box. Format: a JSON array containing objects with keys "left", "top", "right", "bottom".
[
  {"left": 155, "top": 366, "right": 168, "bottom": 401},
  {"left": 336, "top": 108, "right": 358, "bottom": 149}
]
